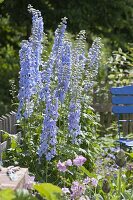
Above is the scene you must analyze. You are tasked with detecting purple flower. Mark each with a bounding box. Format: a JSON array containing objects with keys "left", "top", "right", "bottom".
[
  {"left": 71, "top": 181, "right": 86, "bottom": 199},
  {"left": 57, "top": 160, "right": 67, "bottom": 172},
  {"left": 73, "top": 155, "right": 87, "bottom": 166},
  {"left": 83, "top": 177, "right": 91, "bottom": 185},
  {"left": 91, "top": 178, "right": 98, "bottom": 187},
  {"left": 65, "top": 159, "right": 72, "bottom": 166}
]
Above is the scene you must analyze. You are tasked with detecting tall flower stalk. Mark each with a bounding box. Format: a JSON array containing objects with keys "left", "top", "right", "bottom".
[
  {"left": 38, "top": 18, "right": 67, "bottom": 161},
  {"left": 38, "top": 92, "right": 58, "bottom": 161},
  {"left": 17, "top": 40, "right": 35, "bottom": 119},
  {"left": 17, "top": 5, "right": 44, "bottom": 120},
  {"left": 68, "top": 31, "right": 86, "bottom": 143},
  {"left": 84, "top": 37, "right": 102, "bottom": 91},
  {"left": 56, "top": 41, "right": 72, "bottom": 103}
]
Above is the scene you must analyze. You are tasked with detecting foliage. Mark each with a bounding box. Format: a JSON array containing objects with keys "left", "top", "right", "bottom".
[
  {"left": 108, "top": 46, "right": 133, "bottom": 87},
  {"left": 0, "top": 184, "right": 62, "bottom": 200},
  {"left": 0, "top": 14, "right": 20, "bottom": 115},
  {"left": 1, "top": 0, "right": 133, "bottom": 47},
  {"left": 0, "top": 189, "right": 15, "bottom": 200},
  {"left": 34, "top": 183, "right": 62, "bottom": 200}
]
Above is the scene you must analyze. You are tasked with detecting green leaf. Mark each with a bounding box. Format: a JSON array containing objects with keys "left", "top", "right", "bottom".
[
  {"left": 33, "top": 183, "right": 62, "bottom": 200},
  {"left": 126, "top": 151, "right": 133, "bottom": 158},
  {"left": 127, "top": 152, "right": 133, "bottom": 158},
  {"left": 0, "top": 189, "right": 15, "bottom": 200},
  {"left": 79, "top": 166, "right": 97, "bottom": 178},
  {"left": 11, "top": 138, "right": 17, "bottom": 149},
  {"left": 15, "top": 189, "right": 37, "bottom": 200}
]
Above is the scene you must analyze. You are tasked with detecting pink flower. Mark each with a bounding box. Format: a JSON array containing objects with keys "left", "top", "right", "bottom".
[
  {"left": 57, "top": 160, "right": 67, "bottom": 172},
  {"left": 73, "top": 155, "right": 87, "bottom": 166},
  {"left": 65, "top": 159, "right": 72, "bottom": 166}
]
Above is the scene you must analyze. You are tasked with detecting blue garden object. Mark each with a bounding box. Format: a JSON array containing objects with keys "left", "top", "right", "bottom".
[{"left": 111, "top": 85, "right": 133, "bottom": 148}]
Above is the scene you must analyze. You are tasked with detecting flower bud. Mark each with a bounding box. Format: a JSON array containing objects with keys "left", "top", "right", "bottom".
[
  {"left": 102, "top": 179, "right": 110, "bottom": 193},
  {"left": 115, "top": 149, "right": 126, "bottom": 168}
]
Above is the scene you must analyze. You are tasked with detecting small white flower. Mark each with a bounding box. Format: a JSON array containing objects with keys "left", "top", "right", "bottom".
[{"left": 62, "top": 187, "right": 70, "bottom": 194}]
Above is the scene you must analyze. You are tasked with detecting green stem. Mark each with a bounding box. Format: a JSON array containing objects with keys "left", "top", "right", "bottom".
[
  {"left": 64, "top": 172, "right": 65, "bottom": 187},
  {"left": 118, "top": 167, "right": 122, "bottom": 200},
  {"left": 45, "top": 161, "right": 48, "bottom": 182}
]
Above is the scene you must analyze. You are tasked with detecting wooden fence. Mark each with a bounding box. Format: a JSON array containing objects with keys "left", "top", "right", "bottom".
[
  {"left": 0, "top": 111, "right": 19, "bottom": 162},
  {"left": 0, "top": 111, "right": 17, "bottom": 136}
]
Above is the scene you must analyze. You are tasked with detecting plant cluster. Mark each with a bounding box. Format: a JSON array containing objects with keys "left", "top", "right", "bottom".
[{"left": 1, "top": 5, "right": 133, "bottom": 200}]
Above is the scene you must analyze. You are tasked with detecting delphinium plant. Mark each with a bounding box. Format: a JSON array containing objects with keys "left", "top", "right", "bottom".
[
  {"left": 2, "top": 4, "right": 133, "bottom": 200},
  {"left": 3, "top": 4, "right": 104, "bottom": 198}
]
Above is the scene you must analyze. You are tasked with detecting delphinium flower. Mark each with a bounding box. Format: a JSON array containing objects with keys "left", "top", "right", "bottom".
[
  {"left": 71, "top": 31, "right": 86, "bottom": 96},
  {"left": 68, "top": 31, "right": 86, "bottom": 143},
  {"left": 84, "top": 37, "right": 102, "bottom": 91},
  {"left": 88, "top": 37, "right": 102, "bottom": 69},
  {"left": 38, "top": 92, "right": 58, "bottom": 161},
  {"left": 52, "top": 18, "right": 69, "bottom": 103},
  {"left": 28, "top": 5, "right": 44, "bottom": 94},
  {"left": 17, "top": 6, "right": 44, "bottom": 119},
  {"left": 38, "top": 18, "right": 67, "bottom": 160},
  {"left": 56, "top": 41, "right": 72, "bottom": 103},
  {"left": 52, "top": 17, "right": 67, "bottom": 59},
  {"left": 68, "top": 98, "right": 81, "bottom": 143},
  {"left": 74, "top": 30, "right": 86, "bottom": 71},
  {"left": 39, "top": 17, "right": 67, "bottom": 101},
  {"left": 17, "top": 40, "right": 36, "bottom": 119}
]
